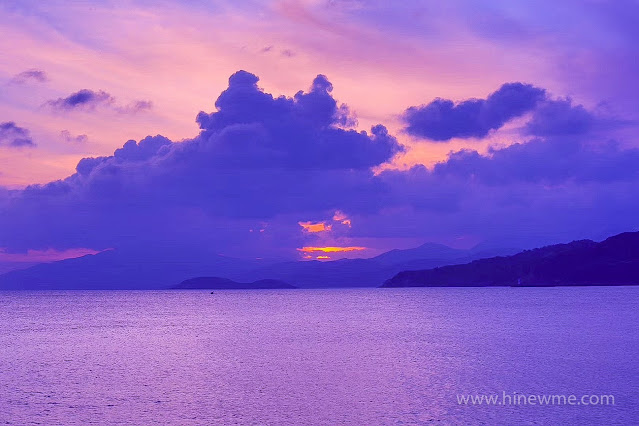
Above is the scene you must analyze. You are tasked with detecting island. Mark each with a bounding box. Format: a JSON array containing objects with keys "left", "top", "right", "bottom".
[
  {"left": 383, "top": 231, "right": 639, "bottom": 287},
  {"left": 173, "top": 276, "right": 296, "bottom": 290}
]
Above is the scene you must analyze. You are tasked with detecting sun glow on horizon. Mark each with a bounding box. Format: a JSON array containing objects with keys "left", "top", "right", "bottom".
[{"left": 297, "top": 246, "right": 366, "bottom": 253}]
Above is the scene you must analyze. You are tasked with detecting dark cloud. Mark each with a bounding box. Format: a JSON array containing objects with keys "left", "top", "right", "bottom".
[
  {"left": 402, "top": 82, "right": 627, "bottom": 142},
  {"left": 0, "top": 72, "right": 637, "bottom": 259},
  {"left": 194, "top": 71, "right": 400, "bottom": 169},
  {"left": 432, "top": 137, "right": 639, "bottom": 184},
  {"left": 113, "top": 135, "right": 172, "bottom": 162},
  {"left": 403, "top": 82, "right": 546, "bottom": 141},
  {"left": 0, "top": 72, "right": 400, "bottom": 253},
  {"left": 46, "top": 89, "right": 115, "bottom": 111},
  {"left": 10, "top": 69, "right": 48, "bottom": 84},
  {"left": 45, "top": 89, "right": 152, "bottom": 114},
  {"left": 352, "top": 130, "right": 639, "bottom": 246},
  {"left": 525, "top": 98, "right": 596, "bottom": 137},
  {"left": 0, "top": 122, "right": 35, "bottom": 148}
]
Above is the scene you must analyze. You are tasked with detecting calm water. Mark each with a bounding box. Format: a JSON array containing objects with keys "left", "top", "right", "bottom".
[{"left": 1, "top": 287, "right": 637, "bottom": 425}]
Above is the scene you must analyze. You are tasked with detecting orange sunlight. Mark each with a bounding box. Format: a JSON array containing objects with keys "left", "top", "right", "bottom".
[
  {"left": 332, "top": 211, "right": 352, "bottom": 227},
  {"left": 297, "top": 246, "right": 366, "bottom": 253},
  {"left": 298, "top": 221, "right": 332, "bottom": 233}
]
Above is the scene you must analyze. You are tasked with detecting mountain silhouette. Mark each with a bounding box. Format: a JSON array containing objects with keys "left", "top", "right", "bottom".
[
  {"left": 174, "top": 277, "right": 295, "bottom": 289},
  {"left": 0, "top": 241, "right": 516, "bottom": 290},
  {"left": 383, "top": 231, "right": 639, "bottom": 287}
]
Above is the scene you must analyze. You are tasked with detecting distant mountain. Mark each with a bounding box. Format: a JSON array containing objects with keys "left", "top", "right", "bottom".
[
  {"left": 174, "top": 277, "right": 295, "bottom": 290},
  {"left": 383, "top": 231, "right": 639, "bottom": 287},
  {"left": 235, "top": 245, "right": 519, "bottom": 288},
  {"left": 0, "top": 245, "right": 266, "bottom": 290},
  {"left": 371, "top": 242, "right": 467, "bottom": 266},
  {"left": 0, "top": 261, "right": 37, "bottom": 276},
  {"left": 0, "top": 240, "right": 519, "bottom": 290}
]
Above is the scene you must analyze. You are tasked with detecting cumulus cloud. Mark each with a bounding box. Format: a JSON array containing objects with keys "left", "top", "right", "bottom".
[
  {"left": 45, "top": 89, "right": 152, "bottom": 114},
  {"left": 403, "top": 82, "right": 546, "bottom": 141},
  {"left": 10, "top": 69, "right": 48, "bottom": 84},
  {"left": 525, "top": 98, "right": 598, "bottom": 137},
  {"left": 194, "top": 71, "right": 400, "bottom": 170},
  {"left": 0, "top": 71, "right": 401, "bottom": 254},
  {"left": 0, "top": 72, "right": 637, "bottom": 259},
  {"left": 0, "top": 122, "right": 35, "bottom": 148}
]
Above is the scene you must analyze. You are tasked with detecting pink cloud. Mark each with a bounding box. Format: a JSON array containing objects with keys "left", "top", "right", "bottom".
[
  {"left": 0, "top": 0, "right": 624, "bottom": 189},
  {"left": 0, "top": 247, "right": 107, "bottom": 263}
]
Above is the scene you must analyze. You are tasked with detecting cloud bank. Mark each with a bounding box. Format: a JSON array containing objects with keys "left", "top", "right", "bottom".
[
  {"left": 0, "top": 71, "right": 637, "bottom": 261},
  {"left": 0, "top": 71, "right": 402, "bottom": 255}
]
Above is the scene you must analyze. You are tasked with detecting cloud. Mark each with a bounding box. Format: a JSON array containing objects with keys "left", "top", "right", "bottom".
[
  {"left": 0, "top": 247, "right": 104, "bottom": 263},
  {"left": 61, "top": 130, "right": 88, "bottom": 144},
  {"left": 402, "top": 82, "right": 628, "bottom": 143},
  {"left": 0, "top": 122, "right": 35, "bottom": 148},
  {"left": 333, "top": 210, "right": 351, "bottom": 226},
  {"left": 0, "top": 72, "right": 638, "bottom": 260},
  {"left": 299, "top": 221, "right": 332, "bottom": 233},
  {"left": 194, "top": 71, "right": 402, "bottom": 170},
  {"left": 0, "top": 71, "right": 401, "bottom": 254},
  {"left": 45, "top": 89, "right": 152, "bottom": 114},
  {"left": 403, "top": 82, "right": 546, "bottom": 141},
  {"left": 10, "top": 69, "right": 48, "bottom": 84},
  {"left": 116, "top": 100, "right": 153, "bottom": 114},
  {"left": 525, "top": 98, "right": 597, "bottom": 137},
  {"left": 431, "top": 137, "right": 639, "bottom": 185},
  {"left": 45, "top": 89, "right": 115, "bottom": 111}
]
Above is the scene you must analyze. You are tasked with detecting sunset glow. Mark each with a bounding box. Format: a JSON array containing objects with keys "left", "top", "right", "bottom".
[
  {"left": 1, "top": 1, "right": 638, "bottom": 274},
  {"left": 297, "top": 246, "right": 366, "bottom": 254},
  {"left": 332, "top": 211, "right": 352, "bottom": 227},
  {"left": 1, "top": 2, "right": 637, "bottom": 424},
  {"left": 0, "top": 247, "right": 105, "bottom": 263},
  {"left": 298, "top": 221, "right": 332, "bottom": 233}
]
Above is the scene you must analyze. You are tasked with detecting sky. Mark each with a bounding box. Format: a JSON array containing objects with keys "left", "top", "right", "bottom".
[{"left": 1, "top": 0, "right": 638, "bottom": 267}]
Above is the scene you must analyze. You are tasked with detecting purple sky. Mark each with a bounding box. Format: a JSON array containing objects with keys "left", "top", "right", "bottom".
[{"left": 1, "top": 0, "right": 638, "bottom": 266}]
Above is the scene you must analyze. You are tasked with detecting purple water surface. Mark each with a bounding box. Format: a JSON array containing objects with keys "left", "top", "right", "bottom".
[{"left": 1, "top": 287, "right": 637, "bottom": 424}]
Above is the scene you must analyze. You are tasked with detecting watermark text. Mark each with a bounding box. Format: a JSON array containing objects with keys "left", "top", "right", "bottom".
[{"left": 456, "top": 391, "right": 615, "bottom": 406}]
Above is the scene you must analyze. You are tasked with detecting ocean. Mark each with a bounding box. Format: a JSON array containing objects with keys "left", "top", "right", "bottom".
[{"left": 1, "top": 287, "right": 637, "bottom": 424}]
